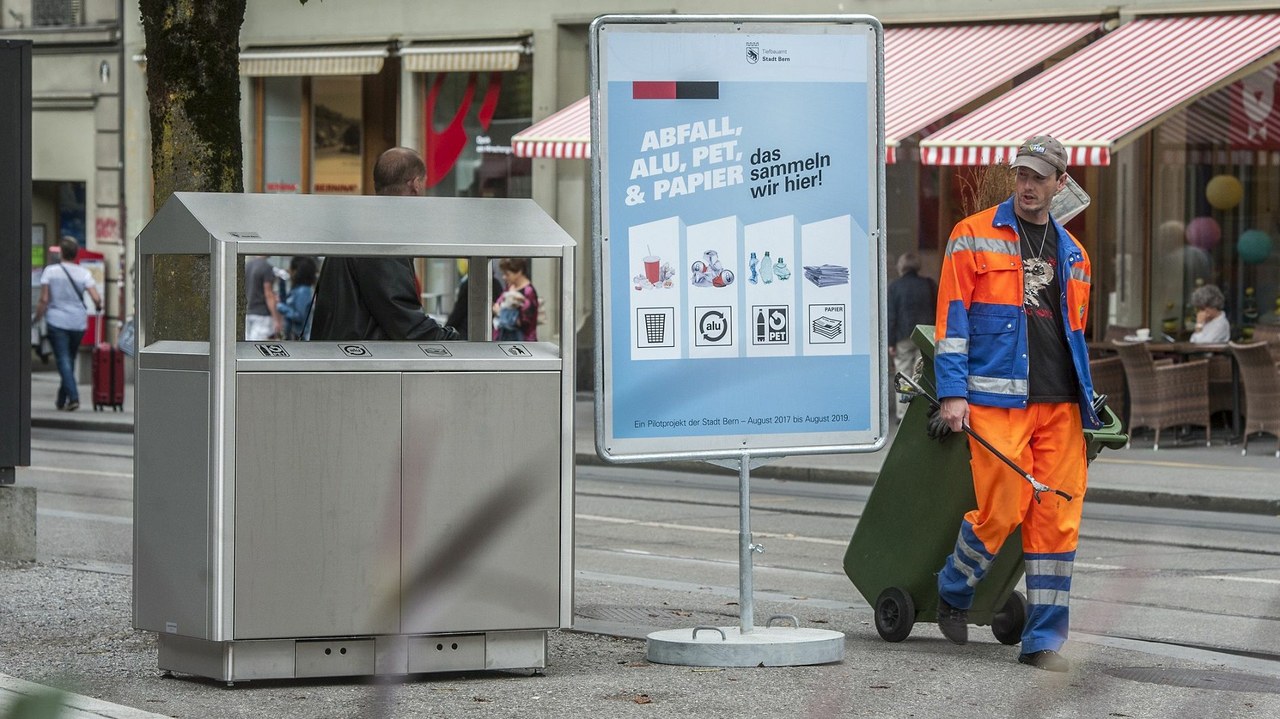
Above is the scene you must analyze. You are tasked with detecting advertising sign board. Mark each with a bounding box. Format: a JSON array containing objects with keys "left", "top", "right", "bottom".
[{"left": 592, "top": 16, "right": 886, "bottom": 461}]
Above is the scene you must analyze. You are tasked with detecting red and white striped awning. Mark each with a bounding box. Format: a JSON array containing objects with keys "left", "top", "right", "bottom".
[
  {"left": 920, "top": 14, "right": 1280, "bottom": 166},
  {"left": 1157, "top": 62, "right": 1280, "bottom": 166},
  {"left": 884, "top": 21, "right": 1099, "bottom": 163},
  {"left": 512, "top": 96, "right": 591, "bottom": 159},
  {"left": 513, "top": 22, "right": 1095, "bottom": 163}
]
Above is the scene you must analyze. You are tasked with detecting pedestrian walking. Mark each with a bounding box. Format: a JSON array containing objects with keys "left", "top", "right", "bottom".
[
  {"left": 277, "top": 256, "right": 318, "bottom": 340},
  {"left": 244, "top": 254, "right": 282, "bottom": 341},
  {"left": 887, "top": 251, "right": 937, "bottom": 420},
  {"left": 310, "top": 147, "right": 460, "bottom": 341},
  {"left": 492, "top": 257, "right": 538, "bottom": 341},
  {"left": 932, "top": 135, "right": 1101, "bottom": 672},
  {"left": 34, "top": 237, "right": 103, "bottom": 411}
]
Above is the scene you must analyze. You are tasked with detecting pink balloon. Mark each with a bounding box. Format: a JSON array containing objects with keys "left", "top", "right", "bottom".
[{"left": 1185, "top": 216, "right": 1221, "bottom": 250}]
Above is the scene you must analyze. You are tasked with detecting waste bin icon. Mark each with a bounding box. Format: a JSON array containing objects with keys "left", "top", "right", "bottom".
[
  {"left": 843, "top": 325, "right": 1127, "bottom": 643},
  {"left": 637, "top": 308, "right": 675, "bottom": 348},
  {"left": 644, "top": 311, "right": 667, "bottom": 344}
]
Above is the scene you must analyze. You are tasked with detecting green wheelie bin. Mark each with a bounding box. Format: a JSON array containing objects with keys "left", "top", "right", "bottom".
[{"left": 844, "top": 325, "right": 1127, "bottom": 643}]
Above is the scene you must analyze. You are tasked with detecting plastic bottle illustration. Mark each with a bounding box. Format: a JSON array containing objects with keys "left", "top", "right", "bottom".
[
  {"left": 761, "top": 251, "right": 774, "bottom": 284},
  {"left": 748, "top": 252, "right": 759, "bottom": 284},
  {"left": 773, "top": 256, "right": 791, "bottom": 280}
]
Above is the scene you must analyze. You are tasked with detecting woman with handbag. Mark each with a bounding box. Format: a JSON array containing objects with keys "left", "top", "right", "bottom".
[
  {"left": 491, "top": 257, "right": 538, "bottom": 341},
  {"left": 34, "top": 237, "right": 103, "bottom": 411}
]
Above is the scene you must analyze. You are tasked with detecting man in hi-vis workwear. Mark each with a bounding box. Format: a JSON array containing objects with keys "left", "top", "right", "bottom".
[{"left": 932, "top": 135, "right": 1100, "bottom": 672}]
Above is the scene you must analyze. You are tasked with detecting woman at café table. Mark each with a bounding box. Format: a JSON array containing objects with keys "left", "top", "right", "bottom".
[{"left": 1189, "top": 284, "right": 1230, "bottom": 344}]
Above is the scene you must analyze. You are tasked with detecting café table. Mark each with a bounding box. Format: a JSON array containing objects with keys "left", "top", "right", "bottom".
[{"left": 1114, "top": 339, "right": 1241, "bottom": 440}]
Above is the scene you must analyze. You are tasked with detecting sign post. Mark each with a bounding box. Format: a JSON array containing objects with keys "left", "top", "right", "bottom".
[
  {"left": 591, "top": 15, "right": 885, "bottom": 666},
  {"left": 0, "top": 40, "right": 34, "bottom": 562}
]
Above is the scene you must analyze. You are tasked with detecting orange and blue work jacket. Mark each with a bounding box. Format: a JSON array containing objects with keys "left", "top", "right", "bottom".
[{"left": 934, "top": 197, "right": 1101, "bottom": 430}]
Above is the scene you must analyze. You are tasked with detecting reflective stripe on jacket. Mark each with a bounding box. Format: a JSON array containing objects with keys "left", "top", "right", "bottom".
[{"left": 934, "top": 196, "right": 1101, "bottom": 429}]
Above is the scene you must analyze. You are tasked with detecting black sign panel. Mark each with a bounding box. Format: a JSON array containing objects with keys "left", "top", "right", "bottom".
[{"left": 1, "top": 41, "right": 32, "bottom": 480}]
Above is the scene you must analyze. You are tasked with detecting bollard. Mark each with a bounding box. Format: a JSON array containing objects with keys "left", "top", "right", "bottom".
[{"left": 0, "top": 485, "right": 37, "bottom": 562}]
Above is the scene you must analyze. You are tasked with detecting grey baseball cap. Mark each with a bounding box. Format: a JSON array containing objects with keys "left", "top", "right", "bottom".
[{"left": 1010, "top": 134, "right": 1067, "bottom": 176}]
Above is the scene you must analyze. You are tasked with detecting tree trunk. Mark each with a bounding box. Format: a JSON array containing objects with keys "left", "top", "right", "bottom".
[{"left": 140, "top": 0, "right": 246, "bottom": 341}]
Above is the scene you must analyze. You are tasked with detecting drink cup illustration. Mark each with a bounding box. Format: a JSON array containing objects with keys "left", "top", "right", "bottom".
[{"left": 643, "top": 256, "right": 661, "bottom": 285}]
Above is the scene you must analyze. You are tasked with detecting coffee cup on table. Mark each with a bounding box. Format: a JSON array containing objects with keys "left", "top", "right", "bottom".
[{"left": 1135, "top": 328, "right": 1151, "bottom": 341}]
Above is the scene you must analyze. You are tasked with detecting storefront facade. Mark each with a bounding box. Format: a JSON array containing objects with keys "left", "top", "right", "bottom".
[
  {"left": 2, "top": 0, "right": 126, "bottom": 326},
  {"left": 111, "top": 0, "right": 1280, "bottom": 351}
]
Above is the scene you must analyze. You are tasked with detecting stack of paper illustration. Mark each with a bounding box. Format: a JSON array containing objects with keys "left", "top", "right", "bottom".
[
  {"left": 812, "top": 315, "right": 842, "bottom": 339},
  {"left": 803, "top": 264, "right": 849, "bottom": 287}
]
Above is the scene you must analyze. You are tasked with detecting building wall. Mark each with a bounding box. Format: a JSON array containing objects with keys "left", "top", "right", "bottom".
[
  {"left": 3, "top": 0, "right": 125, "bottom": 323},
  {"left": 108, "top": 0, "right": 1280, "bottom": 342}
]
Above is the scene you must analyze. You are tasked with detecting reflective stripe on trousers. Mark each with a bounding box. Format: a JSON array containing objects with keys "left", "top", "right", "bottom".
[
  {"left": 1024, "top": 551, "right": 1075, "bottom": 653},
  {"left": 937, "top": 520, "right": 994, "bottom": 611}
]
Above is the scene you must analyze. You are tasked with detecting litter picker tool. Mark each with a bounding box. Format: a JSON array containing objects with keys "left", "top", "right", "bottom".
[{"left": 894, "top": 372, "right": 1074, "bottom": 503}]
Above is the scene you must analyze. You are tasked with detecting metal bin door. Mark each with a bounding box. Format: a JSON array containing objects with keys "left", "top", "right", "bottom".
[
  {"left": 233, "top": 372, "right": 403, "bottom": 639},
  {"left": 400, "top": 371, "right": 561, "bottom": 634}
]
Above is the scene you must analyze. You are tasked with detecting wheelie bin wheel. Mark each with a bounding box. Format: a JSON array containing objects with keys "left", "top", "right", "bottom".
[
  {"left": 874, "top": 587, "right": 916, "bottom": 642},
  {"left": 991, "top": 590, "right": 1027, "bottom": 645}
]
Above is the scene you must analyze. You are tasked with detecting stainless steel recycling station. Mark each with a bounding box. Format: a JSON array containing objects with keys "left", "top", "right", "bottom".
[{"left": 133, "top": 192, "right": 576, "bottom": 683}]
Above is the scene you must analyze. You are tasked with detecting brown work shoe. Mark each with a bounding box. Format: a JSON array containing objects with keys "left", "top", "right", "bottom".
[
  {"left": 1019, "top": 650, "right": 1070, "bottom": 672},
  {"left": 937, "top": 598, "right": 968, "bottom": 645}
]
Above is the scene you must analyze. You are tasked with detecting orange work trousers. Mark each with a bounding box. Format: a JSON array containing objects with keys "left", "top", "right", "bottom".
[{"left": 965, "top": 402, "right": 1087, "bottom": 557}]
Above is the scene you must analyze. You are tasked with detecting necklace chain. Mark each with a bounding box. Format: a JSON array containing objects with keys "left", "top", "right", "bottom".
[{"left": 1017, "top": 215, "right": 1050, "bottom": 259}]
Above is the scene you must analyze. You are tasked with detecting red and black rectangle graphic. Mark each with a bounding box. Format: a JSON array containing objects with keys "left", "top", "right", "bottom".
[{"left": 632, "top": 81, "right": 719, "bottom": 100}]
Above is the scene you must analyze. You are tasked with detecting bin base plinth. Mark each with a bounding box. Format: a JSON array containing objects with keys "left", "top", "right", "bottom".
[
  {"left": 645, "top": 626, "right": 844, "bottom": 667},
  {"left": 155, "top": 630, "right": 547, "bottom": 682}
]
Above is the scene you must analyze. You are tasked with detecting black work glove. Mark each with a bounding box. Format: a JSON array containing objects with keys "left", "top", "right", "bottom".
[{"left": 926, "top": 405, "right": 953, "bottom": 441}]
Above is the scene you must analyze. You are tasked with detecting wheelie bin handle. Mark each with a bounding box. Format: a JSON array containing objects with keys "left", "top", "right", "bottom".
[{"left": 894, "top": 373, "right": 1074, "bottom": 504}]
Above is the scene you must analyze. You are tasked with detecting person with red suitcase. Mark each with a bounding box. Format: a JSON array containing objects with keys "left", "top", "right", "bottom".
[
  {"left": 35, "top": 237, "right": 103, "bottom": 412},
  {"left": 91, "top": 310, "right": 126, "bottom": 411}
]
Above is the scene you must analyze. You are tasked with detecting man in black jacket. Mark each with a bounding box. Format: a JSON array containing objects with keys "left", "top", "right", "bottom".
[
  {"left": 887, "top": 251, "right": 937, "bottom": 419},
  {"left": 311, "top": 147, "right": 460, "bottom": 341}
]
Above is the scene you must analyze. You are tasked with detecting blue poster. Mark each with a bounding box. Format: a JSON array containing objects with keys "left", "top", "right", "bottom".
[{"left": 595, "top": 20, "right": 884, "bottom": 459}]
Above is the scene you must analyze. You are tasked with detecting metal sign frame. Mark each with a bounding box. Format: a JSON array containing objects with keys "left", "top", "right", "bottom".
[{"left": 591, "top": 14, "right": 887, "bottom": 463}]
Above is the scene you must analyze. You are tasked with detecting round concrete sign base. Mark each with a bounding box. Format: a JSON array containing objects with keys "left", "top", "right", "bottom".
[{"left": 646, "top": 625, "right": 845, "bottom": 667}]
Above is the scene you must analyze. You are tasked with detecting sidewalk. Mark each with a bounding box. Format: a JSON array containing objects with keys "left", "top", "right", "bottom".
[
  {"left": 0, "top": 674, "right": 168, "bottom": 719},
  {"left": 30, "top": 369, "right": 1280, "bottom": 515}
]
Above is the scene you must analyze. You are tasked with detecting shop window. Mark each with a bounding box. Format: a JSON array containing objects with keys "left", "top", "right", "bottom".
[
  {"left": 1152, "top": 63, "right": 1280, "bottom": 337},
  {"left": 312, "top": 76, "right": 364, "bottom": 195},
  {"left": 255, "top": 75, "right": 375, "bottom": 195},
  {"left": 33, "top": 0, "right": 81, "bottom": 27},
  {"left": 422, "top": 70, "right": 532, "bottom": 199},
  {"left": 262, "top": 78, "right": 303, "bottom": 193}
]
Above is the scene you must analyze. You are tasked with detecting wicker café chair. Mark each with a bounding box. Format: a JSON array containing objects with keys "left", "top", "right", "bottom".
[
  {"left": 1229, "top": 341, "right": 1280, "bottom": 457},
  {"left": 1207, "top": 354, "right": 1236, "bottom": 420},
  {"left": 1113, "top": 341, "right": 1211, "bottom": 450},
  {"left": 1089, "top": 355, "right": 1126, "bottom": 424},
  {"left": 1251, "top": 324, "right": 1280, "bottom": 369}
]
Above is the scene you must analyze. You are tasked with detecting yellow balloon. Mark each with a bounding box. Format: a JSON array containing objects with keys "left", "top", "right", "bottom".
[{"left": 1206, "top": 175, "right": 1243, "bottom": 210}]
